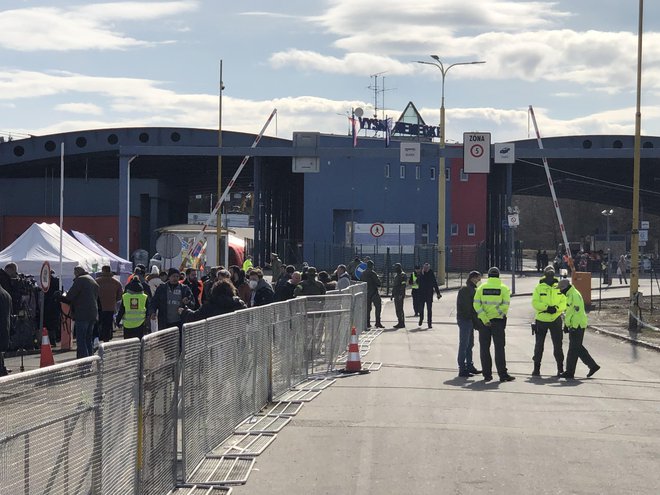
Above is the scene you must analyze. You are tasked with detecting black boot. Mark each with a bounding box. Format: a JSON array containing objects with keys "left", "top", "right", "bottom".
[{"left": 532, "top": 364, "right": 541, "bottom": 377}]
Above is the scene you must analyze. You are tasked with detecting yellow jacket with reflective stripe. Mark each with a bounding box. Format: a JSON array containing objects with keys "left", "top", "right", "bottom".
[
  {"left": 410, "top": 272, "right": 419, "bottom": 290},
  {"left": 473, "top": 277, "right": 510, "bottom": 325},
  {"left": 532, "top": 277, "right": 566, "bottom": 322},
  {"left": 121, "top": 292, "right": 148, "bottom": 328},
  {"left": 564, "top": 285, "right": 588, "bottom": 329}
]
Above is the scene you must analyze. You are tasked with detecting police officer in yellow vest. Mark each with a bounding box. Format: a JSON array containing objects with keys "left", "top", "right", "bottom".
[
  {"left": 473, "top": 267, "right": 515, "bottom": 382},
  {"left": 558, "top": 279, "right": 600, "bottom": 379},
  {"left": 116, "top": 278, "right": 149, "bottom": 340},
  {"left": 531, "top": 265, "right": 567, "bottom": 377}
]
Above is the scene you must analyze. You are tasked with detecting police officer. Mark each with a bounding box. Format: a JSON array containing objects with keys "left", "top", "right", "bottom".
[
  {"left": 360, "top": 260, "right": 384, "bottom": 328},
  {"left": 558, "top": 279, "right": 600, "bottom": 379},
  {"left": 531, "top": 265, "right": 566, "bottom": 377},
  {"left": 116, "top": 278, "right": 149, "bottom": 339},
  {"left": 391, "top": 263, "right": 406, "bottom": 329},
  {"left": 408, "top": 265, "right": 421, "bottom": 317},
  {"left": 473, "top": 267, "right": 515, "bottom": 382}
]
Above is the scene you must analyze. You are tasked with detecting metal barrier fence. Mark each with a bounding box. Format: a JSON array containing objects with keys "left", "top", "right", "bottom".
[
  {"left": 0, "top": 356, "right": 101, "bottom": 495},
  {"left": 1, "top": 287, "right": 368, "bottom": 494},
  {"left": 140, "top": 328, "right": 180, "bottom": 495}
]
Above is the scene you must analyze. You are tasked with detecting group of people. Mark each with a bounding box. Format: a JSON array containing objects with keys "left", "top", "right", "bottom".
[{"left": 456, "top": 264, "right": 600, "bottom": 382}]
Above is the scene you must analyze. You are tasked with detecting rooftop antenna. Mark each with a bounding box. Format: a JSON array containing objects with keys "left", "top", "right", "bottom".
[{"left": 367, "top": 72, "right": 396, "bottom": 134}]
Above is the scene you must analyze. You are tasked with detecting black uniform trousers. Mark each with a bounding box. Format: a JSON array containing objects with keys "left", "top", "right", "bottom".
[
  {"left": 99, "top": 311, "right": 115, "bottom": 342},
  {"left": 418, "top": 296, "right": 433, "bottom": 326},
  {"left": 123, "top": 323, "right": 146, "bottom": 340},
  {"left": 411, "top": 288, "right": 420, "bottom": 316},
  {"left": 533, "top": 317, "right": 564, "bottom": 371},
  {"left": 367, "top": 293, "right": 382, "bottom": 326},
  {"left": 393, "top": 294, "right": 405, "bottom": 326},
  {"left": 478, "top": 318, "right": 508, "bottom": 378},
  {"left": 565, "top": 328, "right": 597, "bottom": 375}
]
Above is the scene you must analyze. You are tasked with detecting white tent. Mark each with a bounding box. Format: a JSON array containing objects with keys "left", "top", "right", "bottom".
[
  {"left": 71, "top": 230, "right": 132, "bottom": 281},
  {"left": 0, "top": 223, "right": 109, "bottom": 289}
]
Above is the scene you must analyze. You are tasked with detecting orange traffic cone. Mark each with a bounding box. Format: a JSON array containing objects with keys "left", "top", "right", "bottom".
[
  {"left": 344, "top": 327, "right": 362, "bottom": 372},
  {"left": 40, "top": 328, "right": 55, "bottom": 368}
]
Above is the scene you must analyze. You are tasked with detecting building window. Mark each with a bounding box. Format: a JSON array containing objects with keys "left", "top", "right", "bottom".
[
  {"left": 467, "top": 223, "right": 476, "bottom": 236},
  {"left": 451, "top": 224, "right": 459, "bottom": 236},
  {"left": 421, "top": 223, "right": 429, "bottom": 244},
  {"left": 445, "top": 168, "right": 451, "bottom": 181},
  {"left": 430, "top": 167, "right": 436, "bottom": 180},
  {"left": 460, "top": 168, "right": 469, "bottom": 181},
  {"left": 385, "top": 163, "right": 390, "bottom": 178},
  {"left": 400, "top": 164, "right": 406, "bottom": 179},
  {"left": 416, "top": 165, "right": 421, "bottom": 180}
]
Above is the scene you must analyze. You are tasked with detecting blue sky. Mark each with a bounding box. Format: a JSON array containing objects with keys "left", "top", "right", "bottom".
[{"left": 1, "top": 0, "right": 659, "bottom": 144}]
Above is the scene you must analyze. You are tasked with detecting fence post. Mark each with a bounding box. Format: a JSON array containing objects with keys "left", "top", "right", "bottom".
[{"left": 385, "top": 248, "right": 391, "bottom": 296}]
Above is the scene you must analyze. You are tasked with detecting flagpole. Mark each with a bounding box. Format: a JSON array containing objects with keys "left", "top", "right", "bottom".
[{"left": 59, "top": 142, "right": 64, "bottom": 290}]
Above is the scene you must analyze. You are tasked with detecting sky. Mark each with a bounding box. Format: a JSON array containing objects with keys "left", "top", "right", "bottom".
[{"left": 1, "top": 0, "right": 660, "bottom": 144}]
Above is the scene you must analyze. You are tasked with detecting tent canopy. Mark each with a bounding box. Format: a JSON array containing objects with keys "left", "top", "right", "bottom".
[
  {"left": 0, "top": 223, "right": 109, "bottom": 288},
  {"left": 71, "top": 230, "right": 132, "bottom": 276}
]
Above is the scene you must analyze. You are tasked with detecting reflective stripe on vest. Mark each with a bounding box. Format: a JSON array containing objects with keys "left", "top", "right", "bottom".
[{"left": 122, "top": 292, "right": 147, "bottom": 328}]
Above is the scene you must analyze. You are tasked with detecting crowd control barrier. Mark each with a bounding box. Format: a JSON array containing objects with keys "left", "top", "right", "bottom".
[{"left": 0, "top": 283, "right": 367, "bottom": 494}]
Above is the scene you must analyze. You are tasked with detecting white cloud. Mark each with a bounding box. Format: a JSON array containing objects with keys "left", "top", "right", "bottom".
[
  {"left": 54, "top": 102, "right": 104, "bottom": 115},
  {"left": 0, "top": 1, "right": 198, "bottom": 51},
  {"left": 269, "top": 50, "right": 415, "bottom": 76}
]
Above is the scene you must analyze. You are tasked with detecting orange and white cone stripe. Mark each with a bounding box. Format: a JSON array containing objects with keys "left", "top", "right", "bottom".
[{"left": 345, "top": 327, "right": 362, "bottom": 372}]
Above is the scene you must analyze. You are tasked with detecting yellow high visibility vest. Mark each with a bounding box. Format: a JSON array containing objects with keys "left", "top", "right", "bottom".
[
  {"left": 411, "top": 273, "right": 419, "bottom": 289},
  {"left": 121, "top": 292, "right": 147, "bottom": 328}
]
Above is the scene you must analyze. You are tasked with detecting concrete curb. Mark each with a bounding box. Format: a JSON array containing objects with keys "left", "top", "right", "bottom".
[{"left": 590, "top": 325, "right": 660, "bottom": 352}]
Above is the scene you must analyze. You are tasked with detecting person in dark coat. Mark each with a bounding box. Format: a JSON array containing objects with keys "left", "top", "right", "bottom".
[
  {"left": 43, "top": 272, "right": 61, "bottom": 345},
  {"left": 0, "top": 271, "right": 12, "bottom": 376},
  {"left": 248, "top": 269, "right": 275, "bottom": 307},
  {"left": 360, "top": 260, "right": 383, "bottom": 328},
  {"left": 417, "top": 262, "right": 441, "bottom": 328},
  {"left": 275, "top": 271, "right": 301, "bottom": 301},
  {"left": 391, "top": 263, "right": 407, "bottom": 328},
  {"left": 183, "top": 268, "right": 203, "bottom": 309},
  {"left": 62, "top": 266, "right": 99, "bottom": 358},
  {"left": 150, "top": 268, "right": 194, "bottom": 330},
  {"left": 96, "top": 265, "right": 123, "bottom": 342},
  {"left": 180, "top": 279, "right": 246, "bottom": 323},
  {"left": 294, "top": 267, "right": 326, "bottom": 297},
  {"left": 456, "top": 270, "right": 482, "bottom": 377}
]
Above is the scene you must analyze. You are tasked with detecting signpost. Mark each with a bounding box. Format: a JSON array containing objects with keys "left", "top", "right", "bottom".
[
  {"left": 463, "top": 132, "right": 491, "bottom": 173},
  {"left": 39, "top": 262, "right": 51, "bottom": 338}
]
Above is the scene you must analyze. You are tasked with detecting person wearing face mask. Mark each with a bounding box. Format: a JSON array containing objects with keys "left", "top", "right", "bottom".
[
  {"left": 248, "top": 269, "right": 274, "bottom": 307},
  {"left": 391, "top": 263, "right": 407, "bottom": 329},
  {"left": 531, "top": 265, "right": 567, "bottom": 377},
  {"left": 557, "top": 279, "right": 600, "bottom": 380}
]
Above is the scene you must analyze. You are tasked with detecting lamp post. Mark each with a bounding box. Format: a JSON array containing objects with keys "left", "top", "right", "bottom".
[
  {"left": 602, "top": 209, "right": 614, "bottom": 283},
  {"left": 417, "top": 56, "right": 485, "bottom": 284}
]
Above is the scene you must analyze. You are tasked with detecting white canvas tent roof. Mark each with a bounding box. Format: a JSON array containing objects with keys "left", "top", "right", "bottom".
[
  {"left": 71, "top": 230, "right": 132, "bottom": 277},
  {"left": 0, "top": 223, "right": 109, "bottom": 288}
]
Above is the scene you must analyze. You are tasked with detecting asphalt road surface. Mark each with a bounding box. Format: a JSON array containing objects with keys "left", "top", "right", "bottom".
[{"left": 233, "top": 279, "right": 660, "bottom": 495}]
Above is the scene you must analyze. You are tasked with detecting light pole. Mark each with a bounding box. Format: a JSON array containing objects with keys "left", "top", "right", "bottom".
[
  {"left": 417, "top": 56, "right": 485, "bottom": 284},
  {"left": 602, "top": 209, "right": 614, "bottom": 282}
]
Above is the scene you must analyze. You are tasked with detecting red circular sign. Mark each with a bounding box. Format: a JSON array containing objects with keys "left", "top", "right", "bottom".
[
  {"left": 470, "top": 144, "right": 484, "bottom": 158},
  {"left": 40, "top": 261, "right": 51, "bottom": 292},
  {"left": 370, "top": 223, "right": 384, "bottom": 238}
]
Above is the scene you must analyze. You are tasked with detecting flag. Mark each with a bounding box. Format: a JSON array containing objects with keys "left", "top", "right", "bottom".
[
  {"left": 385, "top": 117, "right": 393, "bottom": 147},
  {"left": 349, "top": 117, "right": 358, "bottom": 147}
]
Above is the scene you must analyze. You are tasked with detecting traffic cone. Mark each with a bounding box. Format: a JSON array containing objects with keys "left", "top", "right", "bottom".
[
  {"left": 40, "top": 328, "right": 55, "bottom": 368},
  {"left": 344, "top": 327, "right": 362, "bottom": 372}
]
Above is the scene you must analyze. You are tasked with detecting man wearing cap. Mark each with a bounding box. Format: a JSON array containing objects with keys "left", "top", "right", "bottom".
[
  {"left": 151, "top": 268, "right": 193, "bottom": 330},
  {"left": 456, "top": 271, "right": 482, "bottom": 377},
  {"left": 392, "top": 263, "right": 407, "bottom": 329},
  {"left": 360, "top": 260, "right": 384, "bottom": 328},
  {"left": 531, "top": 265, "right": 567, "bottom": 377},
  {"left": 473, "top": 267, "right": 515, "bottom": 382},
  {"left": 558, "top": 279, "right": 600, "bottom": 379}
]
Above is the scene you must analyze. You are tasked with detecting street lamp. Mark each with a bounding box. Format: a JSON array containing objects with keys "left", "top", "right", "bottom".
[
  {"left": 417, "top": 56, "right": 485, "bottom": 284},
  {"left": 601, "top": 209, "right": 614, "bottom": 282}
]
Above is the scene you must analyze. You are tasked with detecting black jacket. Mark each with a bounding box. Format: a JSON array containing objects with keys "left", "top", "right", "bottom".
[
  {"left": 151, "top": 282, "right": 194, "bottom": 329},
  {"left": 275, "top": 281, "right": 297, "bottom": 302},
  {"left": 418, "top": 269, "right": 440, "bottom": 299},
  {"left": 456, "top": 279, "right": 479, "bottom": 325},
  {"left": 0, "top": 285, "right": 11, "bottom": 352},
  {"left": 181, "top": 294, "right": 246, "bottom": 323},
  {"left": 360, "top": 268, "right": 381, "bottom": 297}
]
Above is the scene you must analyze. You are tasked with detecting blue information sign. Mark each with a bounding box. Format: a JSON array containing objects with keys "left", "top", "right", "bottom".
[{"left": 355, "top": 262, "right": 368, "bottom": 280}]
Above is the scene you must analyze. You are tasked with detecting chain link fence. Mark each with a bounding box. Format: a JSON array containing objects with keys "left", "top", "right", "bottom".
[{"left": 1, "top": 287, "right": 368, "bottom": 494}]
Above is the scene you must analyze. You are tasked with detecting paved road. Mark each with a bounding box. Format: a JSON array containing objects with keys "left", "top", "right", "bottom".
[{"left": 233, "top": 275, "right": 660, "bottom": 495}]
